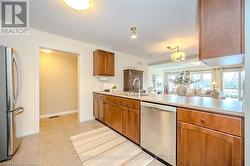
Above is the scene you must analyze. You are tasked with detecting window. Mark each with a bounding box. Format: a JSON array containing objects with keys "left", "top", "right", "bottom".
[
  {"left": 166, "top": 70, "right": 212, "bottom": 93},
  {"left": 222, "top": 69, "right": 243, "bottom": 99},
  {"left": 152, "top": 74, "right": 164, "bottom": 94},
  {"left": 191, "top": 72, "right": 212, "bottom": 90},
  {"left": 167, "top": 73, "right": 178, "bottom": 93}
]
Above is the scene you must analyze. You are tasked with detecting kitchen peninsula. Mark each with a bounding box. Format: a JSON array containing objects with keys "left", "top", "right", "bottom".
[{"left": 93, "top": 91, "right": 244, "bottom": 166}]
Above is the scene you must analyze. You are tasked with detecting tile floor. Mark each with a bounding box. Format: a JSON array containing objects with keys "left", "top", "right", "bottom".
[{"left": 0, "top": 113, "right": 165, "bottom": 166}]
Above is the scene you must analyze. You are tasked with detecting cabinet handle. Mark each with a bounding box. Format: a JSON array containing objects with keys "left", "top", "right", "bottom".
[
  {"left": 177, "top": 122, "right": 181, "bottom": 128},
  {"left": 201, "top": 118, "right": 206, "bottom": 123}
]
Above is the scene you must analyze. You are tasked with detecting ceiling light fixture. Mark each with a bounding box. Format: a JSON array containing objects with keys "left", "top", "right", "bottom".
[
  {"left": 64, "top": 0, "right": 91, "bottom": 11},
  {"left": 40, "top": 49, "right": 53, "bottom": 54},
  {"left": 167, "top": 46, "right": 186, "bottom": 62},
  {"left": 130, "top": 27, "right": 137, "bottom": 39}
]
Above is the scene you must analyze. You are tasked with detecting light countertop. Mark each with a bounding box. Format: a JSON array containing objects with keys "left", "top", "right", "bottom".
[{"left": 94, "top": 91, "right": 244, "bottom": 117}]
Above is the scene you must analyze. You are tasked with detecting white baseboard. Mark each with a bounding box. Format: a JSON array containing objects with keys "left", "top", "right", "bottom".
[{"left": 40, "top": 110, "right": 78, "bottom": 119}]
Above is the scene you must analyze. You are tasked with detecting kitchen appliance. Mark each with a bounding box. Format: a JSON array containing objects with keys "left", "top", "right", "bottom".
[
  {"left": 0, "top": 46, "right": 23, "bottom": 161},
  {"left": 141, "top": 101, "right": 176, "bottom": 166}
]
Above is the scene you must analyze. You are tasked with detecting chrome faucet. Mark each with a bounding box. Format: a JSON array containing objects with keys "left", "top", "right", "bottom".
[{"left": 133, "top": 78, "right": 141, "bottom": 97}]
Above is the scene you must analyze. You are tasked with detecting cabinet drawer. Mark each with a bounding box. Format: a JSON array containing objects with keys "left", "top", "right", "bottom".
[
  {"left": 108, "top": 96, "right": 121, "bottom": 105},
  {"left": 93, "top": 94, "right": 98, "bottom": 100},
  {"left": 120, "top": 98, "right": 140, "bottom": 110},
  {"left": 97, "top": 94, "right": 104, "bottom": 101},
  {"left": 93, "top": 93, "right": 104, "bottom": 101},
  {"left": 177, "top": 108, "right": 242, "bottom": 137}
]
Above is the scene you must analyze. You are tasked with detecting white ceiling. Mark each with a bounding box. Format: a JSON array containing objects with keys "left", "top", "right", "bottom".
[{"left": 30, "top": 0, "right": 198, "bottom": 63}]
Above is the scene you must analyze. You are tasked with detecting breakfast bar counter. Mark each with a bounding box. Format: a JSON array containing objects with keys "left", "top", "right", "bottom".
[{"left": 94, "top": 91, "right": 244, "bottom": 117}]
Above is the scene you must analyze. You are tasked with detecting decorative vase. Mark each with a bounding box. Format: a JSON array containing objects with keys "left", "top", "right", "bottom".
[{"left": 177, "top": 85, "right": 187, "bottom": 96}]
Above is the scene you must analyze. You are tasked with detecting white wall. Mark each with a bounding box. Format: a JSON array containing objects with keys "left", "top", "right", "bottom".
[
  {"left": 40, "top": 51, "right": 78, "bottom": 116},
  {"left": 245, "top": 0, "right": 250, "bottom": 165},
  {"left": 0, "top": 29, "right": 148, "bottom": 136}
]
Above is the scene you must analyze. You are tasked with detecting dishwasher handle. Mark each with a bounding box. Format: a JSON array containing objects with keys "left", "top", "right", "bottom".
[{"left": 141, "top": 101, "right": 176, "bottom": 113}]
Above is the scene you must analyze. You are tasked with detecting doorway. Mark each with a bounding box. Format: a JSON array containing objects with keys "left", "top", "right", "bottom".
[{"left": 39, "top": 48, "right": 79, "bottom": 127}]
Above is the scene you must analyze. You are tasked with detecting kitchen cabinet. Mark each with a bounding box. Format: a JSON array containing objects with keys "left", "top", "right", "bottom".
[
  {"left": 93, "top": 94, "right": 104, "bottom": 121},
  {"left": 122, "top": 106, "right": 140, "bottom": 143},
  {"left": 109, "top": 103, "right": 123, "bottom": 133},
  {"left": 124, "top": 69, "right": 143, "bottom": 91},
  {"left": 93, "top": 93, "right": 140, "bottom": 144},
  {"left": 93, "top": 49, "right": 115, "bottom": 76},
  {"left": 103, "top": 103, "right": 110, "bottom": 125},
  {"left": 93, "top": 99, "right": 99, "bottom": 119},
  {"left": 177, "top": 108, "right": 244, "bottom": 166},
  {"left": 199, "top": 0, "right": 244, "bottom": 66}
]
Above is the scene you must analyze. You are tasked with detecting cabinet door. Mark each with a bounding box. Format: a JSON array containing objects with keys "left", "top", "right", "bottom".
[
  {"left": 177, "top": 122, "right": 243, "bottom": 166},
  {"left": 93, "top": 99, "right": 99, "bottom": 119},
  {"left": 199, "top": 0, "right": 244, "bottom": 60},
  {"left": 98, "top": 100, "right": 104, "bottom": 121},
  {"left": 93, "top": 50, "right": 106, "bottom": 76},
  {"left": 105, "top": 52, "right": 115, "bottom": 76},
  {"left": 103, "top": 103, "right": 110, "bottom": 125},
  {"left": 93, "top": 49, "right": 114, "bottom": 76},
  {"left": 110, "top": 104, "right": 123, "bottom": 133},
  {"left": 122, "top": 107, "right": 140, "bottom": 144}
]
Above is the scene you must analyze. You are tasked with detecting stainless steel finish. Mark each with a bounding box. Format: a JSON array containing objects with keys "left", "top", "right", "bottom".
[
  {"left": 141, "top": 102, "right": 176, "bottom": 112},
  {"left": 0, "top": 45, "right": 8, "bottom": 161},
  {"left": 5, "top": 48, "right": 13, "bottom": 110},
  {"left": 7, "top": 107, "right": 23, "bottom": 156},
  {"left": 12, "top": 53, "right": 21, "bottom": 105},
  {"left": 133, "top": 78, "right": 141, "bottom": 97},
  {"left": 5, "top": 48, "right": 21, "bottom": 110},
  {"left": 4, "top": 47, "right": 23, "bottom": 158},
  {"left": 141, "top": 101, "right": 176, "bottom": 166}
]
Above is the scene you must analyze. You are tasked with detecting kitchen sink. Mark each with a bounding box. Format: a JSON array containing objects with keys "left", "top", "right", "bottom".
[{"left": 114, "top": 92, "right": 150, "bottom": 97}]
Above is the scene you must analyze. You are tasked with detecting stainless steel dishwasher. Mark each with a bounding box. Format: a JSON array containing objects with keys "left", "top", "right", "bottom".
[{"left": 141, "top": 101, "right": 176, "bottom": 166}]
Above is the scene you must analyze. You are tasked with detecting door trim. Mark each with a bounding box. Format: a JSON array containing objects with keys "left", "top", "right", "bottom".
[{"left": 34, "top": 44, "right": 82, "bottom": 133}]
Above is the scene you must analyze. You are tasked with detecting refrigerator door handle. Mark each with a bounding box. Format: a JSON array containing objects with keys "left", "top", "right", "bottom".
[
  {"left": 12, "top": 54, "right": 21, "bottom": 104},
  {"left": 15, "top": 107, "right": 24, "bottom": 115}
]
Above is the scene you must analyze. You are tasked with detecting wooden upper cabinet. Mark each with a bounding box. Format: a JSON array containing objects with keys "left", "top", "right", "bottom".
[
  {"left": 93, "top": 49, "right": 115, "bottom": 76},
  {"left": 199, "top": 0, "right": 244, "bottom": 66}
]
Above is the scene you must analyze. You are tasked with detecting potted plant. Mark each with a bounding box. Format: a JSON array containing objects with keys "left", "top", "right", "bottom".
[
  {"left": 112, "top": 84, "right": 117, "bottom": 92},
  {"left": 170, "top": 71, "right": 199, "bottom": 96}
]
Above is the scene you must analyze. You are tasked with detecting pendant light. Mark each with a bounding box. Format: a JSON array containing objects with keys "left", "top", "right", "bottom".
[
  {"left": 130, "top": 27, "right": 137, "bottom": 39},
  {"left": 167, "top": 46, "right": 186, "bottom": 62}
]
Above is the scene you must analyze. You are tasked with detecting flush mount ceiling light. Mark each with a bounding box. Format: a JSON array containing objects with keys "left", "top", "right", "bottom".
[
  {"left": 64, "top": 0, "right": 91, "bottom": 11},
  {"left": 130, "top": 27, "right": 137, "bottom": 39},
  {"left": 167, "top": 46, "right": 186, "bottom": 62},
  {"left": 40, "top": 48, "right": 53, "bottom": 54}
]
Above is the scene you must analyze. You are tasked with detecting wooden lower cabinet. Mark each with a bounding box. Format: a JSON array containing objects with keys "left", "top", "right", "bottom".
[
  {"left": 93, "top": 93, "right": 140, "bottom": 144},
  {"left": 109, "top": 103, "right": 123, "bottom": 133},
  {"left": 93, "top": 99, "right": 99, "bottom": 119},
  {"left": 177, "top": 122, "right": 243, "bottom": 166},
  {"left": 103, "top": 103, "right": 110, "bottom": 125},
  {"left": 93, "top": 98, "right": 104, "bottom": 121},
  {"left": 122, "top": 106, "right": 140, "bottom": 143}
]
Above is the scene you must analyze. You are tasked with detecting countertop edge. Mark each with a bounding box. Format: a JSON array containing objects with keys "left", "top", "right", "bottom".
[{"left": 93, "top": 91, "right": 244, "bottom": 118}]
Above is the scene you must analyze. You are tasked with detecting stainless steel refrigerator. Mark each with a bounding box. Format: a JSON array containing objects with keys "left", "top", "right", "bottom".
[{"left": 0, "top": 46, "right": 23, "bottom": 161}]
